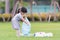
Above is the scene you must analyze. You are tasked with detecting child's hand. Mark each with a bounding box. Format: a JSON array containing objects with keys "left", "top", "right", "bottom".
[
  {"left": 27, "top": 22, "right": 31, "bottom": 26},
  {"left": 21, "top": 17, "right": 31, "bottom": 26}
]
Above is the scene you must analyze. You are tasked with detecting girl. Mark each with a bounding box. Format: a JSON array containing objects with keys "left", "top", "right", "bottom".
[{"left": 11, "top": 7, "right": 29, "bottom": 37}]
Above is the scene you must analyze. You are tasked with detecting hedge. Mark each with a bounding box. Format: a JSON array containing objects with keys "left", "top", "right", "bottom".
[{"left": 0, "top": 12, "right": 60, "bottom": 22}]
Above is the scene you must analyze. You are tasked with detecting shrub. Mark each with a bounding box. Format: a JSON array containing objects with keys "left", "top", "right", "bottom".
[
  {"left": 2, "top": 13, "right": 11, "bottom": 21},
  {"left": 39, "top": 13, "right": 47, "bottom": 19},
  {"left": 0, "top": 14, "right": 2, "bottom": 18},
  {"left": 2, "top": 13, "right": 11, "bottom": 18},
  {"left": 0, "top": 14, "right": 3, "bottom": 21},
  {"left": 0, "top": 13, "right": 60, "bottom": 22},
  {"left": 26, "top": 14, "right": 32, "bottom": 21},
  {"left": 33, "top": 13, "right": 40, "bottom": 21}
]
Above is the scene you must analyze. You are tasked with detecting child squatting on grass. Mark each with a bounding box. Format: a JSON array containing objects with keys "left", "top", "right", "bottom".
[{"left": 11, "top": 7, "right": 30, "bottom": 37}]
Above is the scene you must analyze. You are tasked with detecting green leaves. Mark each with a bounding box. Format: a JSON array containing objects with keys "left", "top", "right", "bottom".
[{"left": 0, "top": 2, "right": 5, "bottom": 8}]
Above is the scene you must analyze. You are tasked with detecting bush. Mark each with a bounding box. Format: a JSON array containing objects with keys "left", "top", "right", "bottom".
[
  {"left": 0, "top": 13, "right": 60, "bottom": 22},
  {"left": 2, "top": 13, "right": 11, "bottom": 18},
  {"left": 26, "top": 13, "right": 60, "bottom": 21},
  {"left": 33, "top": 13, "right": 40, "bottom": 21},
  {"left": 26, "top": 14, "right": 32, "bottom": 21},
  {"left": 0, "top": 13, "right": 11, "bottom": 21},
  {"left": 0, "top": 14, "right": 2, "bottom": 18},
  {"left": 56, "top": 12, "right": 60, "bottom": 21},
  {"left": 27, "top": 13, "right": 48, "bottom": 21},
  {"left": 0, "top": 14, "right": 3, "bottom": 21}
]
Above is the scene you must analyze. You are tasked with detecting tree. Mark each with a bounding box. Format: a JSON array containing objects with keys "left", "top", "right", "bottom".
[
  {"left": 50, "top": 0, "right": 59, "bottom": 21},
  {"left": 11, "top": 0, "right": 19, "bottom": 17},
  {"left": 19, "top": 0, "right": 23, "bottom": 7},
  {"left": 5, "top": 0, "right": 10, "bottom": 13},
  {"left": 30, "top": 0, "right": 34, "bottom": 21},
  {"left": 11, "top": 0, "right": 23, "bottom": 17}
]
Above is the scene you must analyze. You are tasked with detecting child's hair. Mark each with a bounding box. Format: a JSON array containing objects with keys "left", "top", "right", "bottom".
[
  {"left": 21, "top": 7, "right": 27, "bottom": 13},
  {"left": 15, "top": 7, "right": 27, "bottom": 14},
  {"left": 17, "top": 8, "right": 20, "bottom": 13},
  {"left": 15, "top": 8, "right": 20, "bottom": 14}
]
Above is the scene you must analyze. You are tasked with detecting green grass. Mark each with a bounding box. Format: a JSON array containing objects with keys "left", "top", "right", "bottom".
[{"left": 0, "top": 22, "right": 60, "bottom": 40}]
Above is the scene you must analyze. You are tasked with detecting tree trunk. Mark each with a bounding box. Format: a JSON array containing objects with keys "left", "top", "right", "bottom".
[
  {"left": 3, "top": 0, "right": 10, "bottom": 22},
  {"left": 11, "top": 0, "right": 19, "bottom": 17},
  {"left": 5, "top": 0, "right": 10, "bottom": 13},
  {"left": 30, "top": 0, "right": 34, "bottom": 21},
  {"left": 39, "top": 13, "right": 42, "bottom": 22},
  {"left": 19, "top": 0, "right": 23, "bottom": 7}
]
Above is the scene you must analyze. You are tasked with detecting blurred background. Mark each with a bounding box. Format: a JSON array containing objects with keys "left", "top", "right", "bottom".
[
  {"left": 0, "top": 0, "right": 60, "bottom": 40},
  {"left": 0, "top": 0, "right": 60, "bottom": 22}
]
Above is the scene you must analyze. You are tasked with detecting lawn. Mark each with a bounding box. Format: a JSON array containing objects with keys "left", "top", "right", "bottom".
[{"left": 0, "top": 22, "right": 60, "bottom": 40}]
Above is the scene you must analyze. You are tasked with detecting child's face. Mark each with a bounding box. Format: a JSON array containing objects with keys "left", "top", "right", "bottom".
[
  {"left": 21, "top": 12, "right": 26, "bottom": 18},
  {"left": 23, "top": 14, "right": 26, "bottom": 19},
  {"left": 21, "top": 12, "right": 26, "bottom": 15},
  {"left": 21, "top": 13, "right": 25, "bottom": 15}
]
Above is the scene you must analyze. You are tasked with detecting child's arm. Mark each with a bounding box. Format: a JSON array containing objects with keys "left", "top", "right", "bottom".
[{"left": 21, "top": 17, "right": 29, "bottom": 25}]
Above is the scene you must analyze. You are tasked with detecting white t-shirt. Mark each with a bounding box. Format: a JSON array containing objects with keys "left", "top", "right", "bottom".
[{"left": 12, "top": 13, "right": 23, "bottom": 21}]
